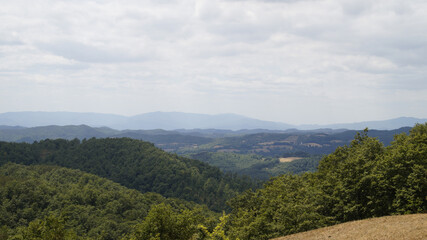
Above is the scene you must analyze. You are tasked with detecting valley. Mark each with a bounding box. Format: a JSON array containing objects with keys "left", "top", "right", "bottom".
[
  {"left": 0, "top": 124, "right": 411, "bottom": 179},
  {"left": 3, "top": 0, "right": 426, "bottom": 238},
  {"left": 0, "top": 122, "right": 425, "bottom": 239}
]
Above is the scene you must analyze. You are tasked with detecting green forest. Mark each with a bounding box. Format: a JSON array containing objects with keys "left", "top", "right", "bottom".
[
  {"left": 0, "top": 124, "right": 411, "bottom": 180},
  {"left": 0, "top": 138, "right": 257, "bottom": 212},
  {"left": 185, "top": 152, "right": 321, "bottom": 179},
  {"left": 0, "top": 164, "right": 218, "bottom": 239},
  {"left": 0, "top": 124, "right": 426, "bottom": 239}
]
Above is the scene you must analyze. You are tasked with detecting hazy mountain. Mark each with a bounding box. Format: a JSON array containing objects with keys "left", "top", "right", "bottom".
[
  {"left": 299, "top": 117, "right": 427, "bottom": 130},
  {"left": 123, "top": 112, "right": 294, "bottom": 130},
  {"left": 0, "top": 111, "right": 293, "bottom": 130},
  {"left": 0, "top": 125, "right": 25, "bottom": 130},
  {"left": 0, "top": 111, "right": 425, "bottom": 130},
  {"left": 0, "top": 125, "right": 119, "bottom": 142},
  {"left": 0, "top": 111, "right": 127, "bottom": 128}
]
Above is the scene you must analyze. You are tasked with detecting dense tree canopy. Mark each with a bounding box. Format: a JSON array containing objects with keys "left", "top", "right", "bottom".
[
  {"left": 0, "top": 138, "right": 256, "bottom": 211},
  {"left": 0, "top": 124, "right": 425, "bottom": 239},
  {"left": 0, "top": 163, "right": 217, "bottom": 239},
  {"left": 226, "top": 124, "right": 427, "bottom": 239}
]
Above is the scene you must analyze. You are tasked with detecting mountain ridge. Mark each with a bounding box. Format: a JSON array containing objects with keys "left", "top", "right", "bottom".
[
  {"left": 299, "top": 116, "right": 427, "bottom": 130},
  {"left": 0, "top": 111, "right": 425, "bottom": 130}
]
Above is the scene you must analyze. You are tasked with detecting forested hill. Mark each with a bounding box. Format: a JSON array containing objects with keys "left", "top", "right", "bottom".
[
  {"left": 0, "top": 124, "right": 411, "bottom": 155},
  {"left": 225, "top": 124, "right": 427, "bottom": 239},
  {"left": 0, "top": 138, "right": 256, "bottom": 211},
  {"left": 0, "top": 163, "right": 218, "bottom": 239},
  {"left": 183, "top": 127, "right": 412, "bottom": 156},
  {"left": 0, "top": 124, "right": 425, "bottom": 239}
]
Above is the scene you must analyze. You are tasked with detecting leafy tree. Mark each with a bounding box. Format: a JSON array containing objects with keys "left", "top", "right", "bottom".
[
  {"left": 0, "top": 226, "right": 8, "bottom": 240},
  {"left": 227, "top": 174, "right": 332, "bottom": 240},
  {"left": 0, "top": 138, "right": 256, "bottom": 211},
  {"left": 226, "top": 125, "right": 427, "bottom": 239},
  {"left": 0, "top": 163, "right": 216, "bottom": 240},
  {"left": 375, "top": 123, "right": 427, "bottom": 214},
  {"left": 21, "top": 215, "right": 75, "bottom": 240},
  {"left": 317, "top": 129, "right": 386, "bottom": 221},
  {"left": 1, "top": 124, "right": 425, "bottom": 239},
  {"left": 124, "top": 203, "right": 213, "bottom": 240},
  {"left": 198, "top": 213, "right": 232, "bottom": 240}
]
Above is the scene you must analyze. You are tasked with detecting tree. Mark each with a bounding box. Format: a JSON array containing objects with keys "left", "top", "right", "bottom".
[
  {"left": 375, "top": 123, "right": 427, "bottom": 214},
  {"left": 125, "top": 203, "right": 204, "bottom": 240},
  {"left": 21, "top": 215, "right": 77, "bottom": 240},
  {"left": 0, "top": 226, "right": 8, "bottom": 240},
  {"left": 198, "top": 213, "right": 232, "bottom": 240}
]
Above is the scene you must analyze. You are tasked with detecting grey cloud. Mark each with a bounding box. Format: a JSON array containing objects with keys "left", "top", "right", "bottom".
[
  {"left": 225, "top": 0, "right": 308, "bottom": 2},
  {"left": 0, "top": 40, "right": 23, "bottom": 46},
  {"left": 340, "top": 0, "right": 373, "bottom": 16},
  {"left": 0, "top": 32, "right": 24, "bottom": 46},
  {"left": 26, "top": 63, "right": 90, "bottom": 74},
  {"left": 352, "top": 33, "right": 427, "bottom": 68},
  {"left": 208, "top": 23, "right": 277, "bottom": 43},
  {"left": 389, "top": 76, "right": 427, "bottom": 90},
  {"left": 1, "top": 0, "right": 426, "bottom": 124},
  {"left": 37, "top": 41, "right": 149, "bottom": 63}
]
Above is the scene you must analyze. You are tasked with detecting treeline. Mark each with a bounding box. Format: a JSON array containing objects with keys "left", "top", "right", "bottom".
[
  {"left": 225, "top": 124, "right": 426, "bottom": 239},
  {"left": 0, "top": 124, "right": 425, "bottom": 239},
  {"left": 0, "top": 163, "right": 218, "bottom": 239},
  {"left": 0, "top": 138, "right": 257, "bottom": 211}
]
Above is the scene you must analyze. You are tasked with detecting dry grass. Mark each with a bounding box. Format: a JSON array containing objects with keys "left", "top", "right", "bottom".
[
  {"left": 279, "top": 157, "right": 303, "bottom": 163},
  {"left": 272, "top": 214, "right": 427, "bottom": 240}
]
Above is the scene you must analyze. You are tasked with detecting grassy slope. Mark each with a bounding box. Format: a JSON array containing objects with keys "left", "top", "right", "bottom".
[{"left": 272, "top": 214, "right": 427, "bottom": 240}]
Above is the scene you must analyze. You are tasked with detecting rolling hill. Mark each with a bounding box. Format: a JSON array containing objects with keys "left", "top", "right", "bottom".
[
  {"left": 0, "top": 138, "right": 257, "bottom": 211},
  {"left": 180, "top": 127, "right": 412, "bottom": 156},
  {"left": 0, "top": 124, "right": 411, "bottom": 154},
  {"left": 0, "top": 124, "right": 413, "bottom": 179},
  {"left": 0, "top": 123, "right": 425, "bottom": 239},
  {"left": 226, "top": 123, "right": 427, "bottom": 239},
  {"left": 0, "top": 163, "right": 217, "bottom": 239}
]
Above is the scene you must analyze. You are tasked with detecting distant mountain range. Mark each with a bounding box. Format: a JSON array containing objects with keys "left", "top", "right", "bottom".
[
  {"left": 298, "top": 117, "right": 427, "bottom": 130},
  {"left": 0, "top": 111, "right": 425, "bottom": 130}
]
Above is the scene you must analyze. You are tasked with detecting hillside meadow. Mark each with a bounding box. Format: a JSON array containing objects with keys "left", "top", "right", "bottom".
[{"left": 272, "top": 214, "right": 427, "bottom": 240}]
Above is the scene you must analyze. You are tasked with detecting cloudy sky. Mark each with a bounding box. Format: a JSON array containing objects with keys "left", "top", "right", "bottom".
[{"left": 1, "top": 0, "right": 426, "bottom": 124}]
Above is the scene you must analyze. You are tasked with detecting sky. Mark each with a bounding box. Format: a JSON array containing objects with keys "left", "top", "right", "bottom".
[{"left": 1, "top": 0, "right": 426, "bottom": 125}]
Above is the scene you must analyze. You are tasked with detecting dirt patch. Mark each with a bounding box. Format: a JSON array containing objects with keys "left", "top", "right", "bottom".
[{"left": 279, "top": 157, "right": 303, "bottom": 163}]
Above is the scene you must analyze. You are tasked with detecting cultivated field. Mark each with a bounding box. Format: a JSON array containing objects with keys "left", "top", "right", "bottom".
[{"left": 279, "top": 157, "right": 303, "bottom": 163}]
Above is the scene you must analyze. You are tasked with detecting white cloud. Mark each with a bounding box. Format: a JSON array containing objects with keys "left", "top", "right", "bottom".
[{"left": 0, "top": 0, "right": 426, "bottom": 124}]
